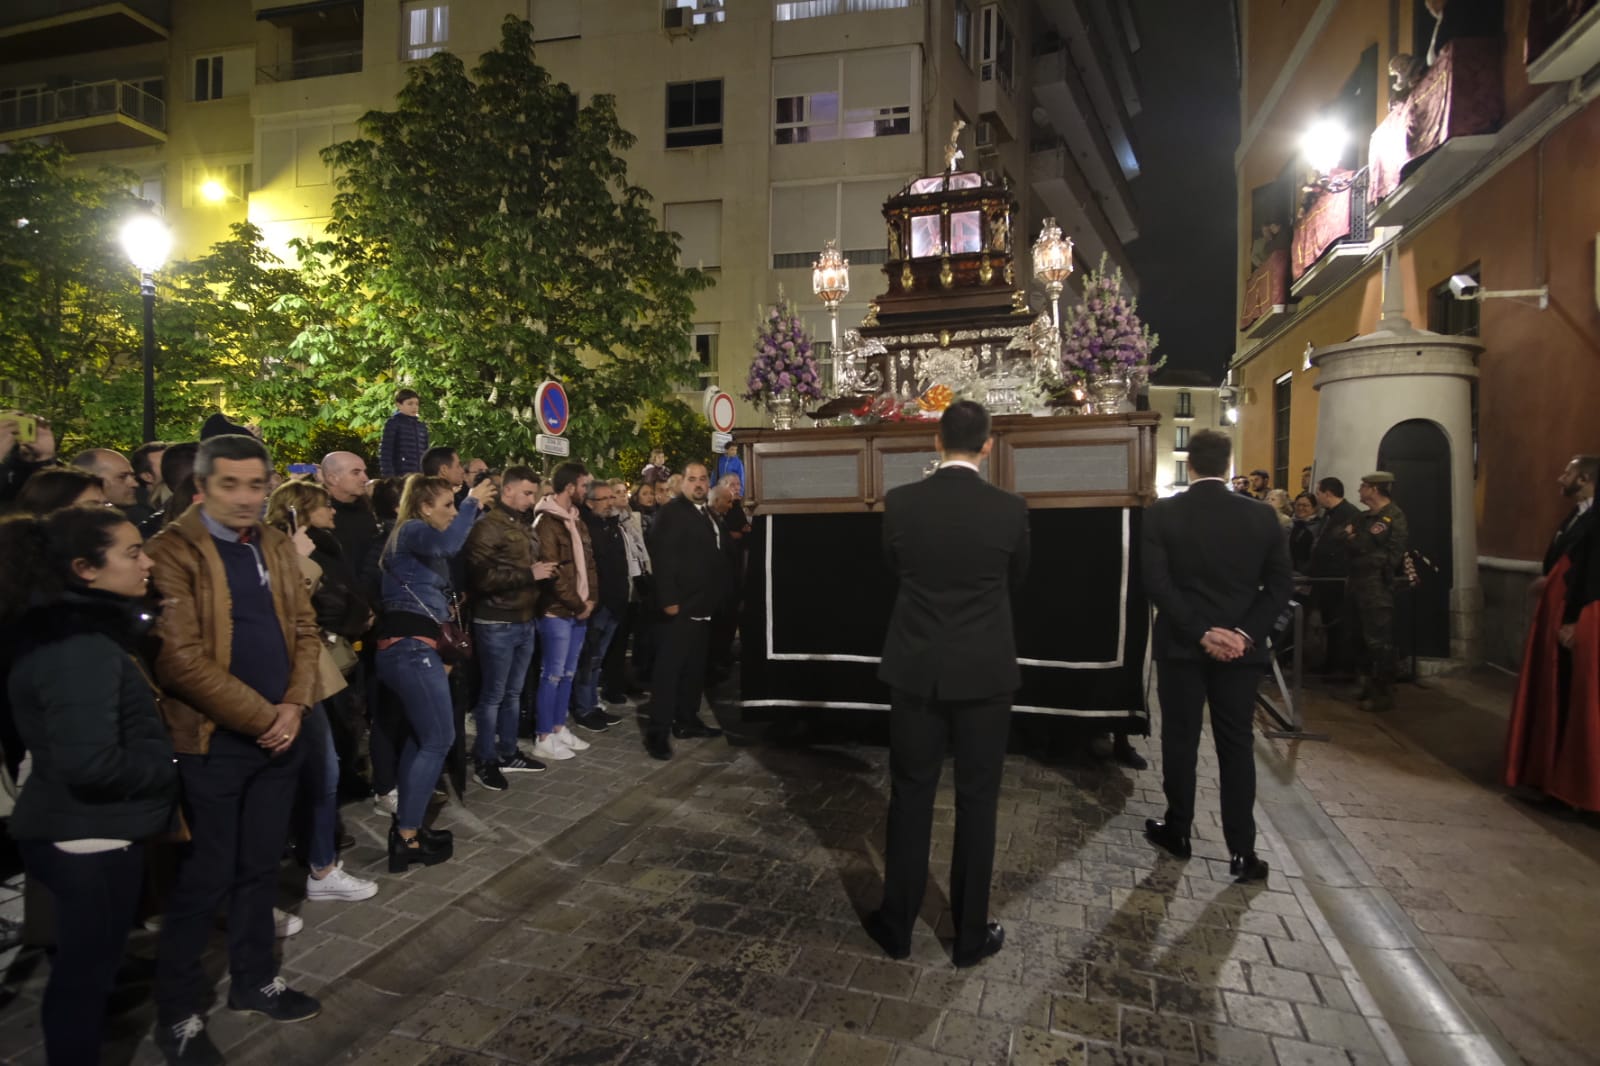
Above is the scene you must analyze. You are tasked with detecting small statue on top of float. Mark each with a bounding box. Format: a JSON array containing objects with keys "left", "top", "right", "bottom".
[{"left": 944, "top": 119, "right": 965, "bottom": 174}]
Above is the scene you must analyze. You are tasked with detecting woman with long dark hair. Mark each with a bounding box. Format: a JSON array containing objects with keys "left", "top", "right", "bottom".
[
  {"left": 375, "top": 473, "right": 495, "bottom": 870},
  {"left": 0, "top": 508, "right": 178, "bottom": 1065},
  {"left": 264, "top": 480, "right": 377, "bottom": 904}
]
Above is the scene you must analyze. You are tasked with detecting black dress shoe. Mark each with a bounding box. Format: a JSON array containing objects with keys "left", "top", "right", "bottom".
[
  {"left": 644, "top": 732, "right": 672, "bottom": 761},
  {"left": 1112, "top": 737, "right": 1148, "bottom": 770},
  {"left": 1144, "top": 819, "right": 1192, "bottom": 860},
  {"left": 1230, "top": 854, "right": 1270, "bottom": 883},
  {"left": 863, "top": 910, "right": 910, "bottom": 961},
  {"left": 671, "top": 719, "right": 724, "bottom": 739},
  {"left": 953, "top": 921, "right": 1005, "bottom": 968}
]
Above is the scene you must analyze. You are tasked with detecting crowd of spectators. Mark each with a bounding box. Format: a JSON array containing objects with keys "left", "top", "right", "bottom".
[{"left": 0, "top": 392, "right": 750, "bottom": 1065}]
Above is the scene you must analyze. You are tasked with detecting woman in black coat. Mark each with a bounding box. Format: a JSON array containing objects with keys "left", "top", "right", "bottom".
[{"left": 0, "top": 506, "right": 178, "bottom": 1065}]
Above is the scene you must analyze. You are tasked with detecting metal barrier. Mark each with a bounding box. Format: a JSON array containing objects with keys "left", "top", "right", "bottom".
[{"left": 1258, "top": 600, "right": 1329, "bottom": 740}]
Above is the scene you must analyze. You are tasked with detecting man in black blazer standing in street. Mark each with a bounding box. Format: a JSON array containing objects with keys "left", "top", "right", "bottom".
[
  {"left": 1142, "top": 429, "right": 1293, "bottom": 882},
  {"left": 866, "top": 401, "right": 1030, "bottom": 968},
  {"left": 642, "top": 461, "right": 726, "bottom": 761}
]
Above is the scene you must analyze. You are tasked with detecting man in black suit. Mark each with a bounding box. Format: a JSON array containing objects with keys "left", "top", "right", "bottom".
[
  {"left": 1310, "top": 476, "right": 1361, "bottom": 672},
  {"left": 866, "top": 401, "right": 1030, "bottom": 968},
  {"left": 642, "top": 461, "right": 725, "bottom": 761},
  {"left": 1142, "top": 430, "right": 1293, "bottom": 883}
]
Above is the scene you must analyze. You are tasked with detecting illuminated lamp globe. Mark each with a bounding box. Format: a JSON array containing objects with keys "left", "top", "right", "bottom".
[
  {"left": 1299, "top": 117, "right": 1348, "bottom": 176},
  {"left": 119, "top": 213, "right": 171, "bottom": 276},
  {"left": 812, "top": 239, "right": 849, "bottom": 310}
]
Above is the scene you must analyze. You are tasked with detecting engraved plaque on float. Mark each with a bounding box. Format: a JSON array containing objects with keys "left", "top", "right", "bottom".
[
  {"left": 760, "top": 454, "right": 860, "bottom": 500},
  {"left": 1011, "top": 444, "right": 1129, "bottom": 493}
]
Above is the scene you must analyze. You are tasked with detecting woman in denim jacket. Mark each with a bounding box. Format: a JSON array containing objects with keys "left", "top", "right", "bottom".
[{"left": 374, "top": 473, "right": 496, "bottom": 871}]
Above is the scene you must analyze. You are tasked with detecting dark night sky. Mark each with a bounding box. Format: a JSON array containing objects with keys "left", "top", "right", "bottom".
[{"left": 1122, "top": 1, "right": 1241, "bottom": 382}]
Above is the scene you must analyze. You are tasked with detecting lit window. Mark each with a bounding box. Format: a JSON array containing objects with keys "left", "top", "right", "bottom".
[
  {"left": 666, "top": 80, "right": 723, "bottom": 148},
  {"left": 402, "top": 2, "right": 450, "bottom": 60},
  {"left": 775, "top": 0, "right": 912, "bottom": 20},
  {"left": 954, "top": 0, "right": 973, "bottom": 65},
  {"left": 773, "top": 51, "right": 913, "bottom": 145},
  {"left": 775, "top": 93, "right": 838, "bottom": 144},
  {"left": 186, "top": 162, "right": 251, "bottom": 207}
]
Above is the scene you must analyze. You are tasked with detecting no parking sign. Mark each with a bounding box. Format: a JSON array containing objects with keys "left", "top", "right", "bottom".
[{"left": 535, "top": 380, "right": 569, "bottom": 436}]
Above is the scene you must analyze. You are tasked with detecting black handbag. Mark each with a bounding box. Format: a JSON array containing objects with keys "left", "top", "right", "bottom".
[{"left": 402, "top": 583, "right": 474, "bottom": 665}]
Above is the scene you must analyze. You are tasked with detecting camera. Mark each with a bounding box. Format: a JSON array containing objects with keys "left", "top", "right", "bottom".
[{"left": 1447, "top": 274, "right": 1480, "bottom": 300}]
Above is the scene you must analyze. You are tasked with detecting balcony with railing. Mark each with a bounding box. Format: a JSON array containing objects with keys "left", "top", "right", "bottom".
[
  {"left": 257, "top": 49, "right": 363, "bottom": 83},
  {"left": 0, "top": 79, "right": 166, "bottom": 152},
  {"left": 1031, "top": 47, "right": 1138, "bottom": 244}
]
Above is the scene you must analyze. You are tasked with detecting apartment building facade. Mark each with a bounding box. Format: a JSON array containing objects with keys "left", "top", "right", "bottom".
[
  {"left": 0, "top": 0, "right": 1143, "bottom": 426},
  {"left": 1230, "top": 0, "right": 1600, "bottom": 667}
]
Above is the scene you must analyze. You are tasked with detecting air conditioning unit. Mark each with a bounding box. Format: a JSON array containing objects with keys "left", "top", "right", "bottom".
[{"left": 663, "top": 6, "right": 693, "bottom": 35}]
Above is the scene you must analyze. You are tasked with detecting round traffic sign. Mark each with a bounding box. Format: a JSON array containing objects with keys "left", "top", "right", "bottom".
[
  {"left": 534, "top": 380, "right": 569, "bottom": 436},
  {"left": 708, "top": 391, "right": 736, "bottom": 434}
]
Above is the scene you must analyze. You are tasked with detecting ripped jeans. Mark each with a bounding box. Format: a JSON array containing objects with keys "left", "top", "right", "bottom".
[{"left": 534, "top": 616, "right": 588, "bottom": 737}]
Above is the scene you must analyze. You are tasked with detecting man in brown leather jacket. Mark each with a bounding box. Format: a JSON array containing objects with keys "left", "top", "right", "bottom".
[
  {"left": 144, "top": 434, "right": 324, "bottom": 1064},
  {"left": 463, "top": 465, "right": 556, "bottom": 789}
]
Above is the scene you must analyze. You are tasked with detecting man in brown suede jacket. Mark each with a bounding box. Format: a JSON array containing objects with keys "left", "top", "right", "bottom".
[{"left": 144, "top": 434, "right": 324, "bottom": 1065}]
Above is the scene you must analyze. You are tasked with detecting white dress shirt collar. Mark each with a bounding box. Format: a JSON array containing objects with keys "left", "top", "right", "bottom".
[{"left": 939, "top": 460, "right": 981, "bottom": 474}]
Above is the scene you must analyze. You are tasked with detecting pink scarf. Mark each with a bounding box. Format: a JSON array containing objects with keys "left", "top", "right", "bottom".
[{"left": 533, "top": 496, "right": 589, "bottom": 603}]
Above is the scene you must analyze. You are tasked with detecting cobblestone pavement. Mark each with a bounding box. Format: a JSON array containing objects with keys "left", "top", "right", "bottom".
[
  {"left": 1, "top": 687, "right": 1401, "bottom": 1066},
  {"left": 1272, "top": 674, "right": 1600, "bottom": 1066}
]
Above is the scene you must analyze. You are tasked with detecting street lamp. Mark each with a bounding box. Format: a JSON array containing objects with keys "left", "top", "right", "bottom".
[
  {"left": 1031, "top": 217, "right": 1074, "bottom": 327},
  {"left": 119, "top": 213, "right": 171, "bottom": 443},
  {"left": 1299, "top": 117, "right": 1348, "bottom": 177},
  {"left": 812, "top": 238, "right": 850, "bottom": 353}
]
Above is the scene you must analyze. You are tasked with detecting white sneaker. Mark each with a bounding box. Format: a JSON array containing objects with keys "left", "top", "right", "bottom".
[
  {"left": 273, "top": 908, "right": 304, "bottom": 938},
  {"left": 373, "top": 789, "right": 398, "bottom": 816},
  {"left": 556, "top": 725, "right": 590, "bottom": 752},
  {"left": 532, "top": 735, "right": 575, "bottom": 761},
  {"left": 306, "top": 861, "right": 378, "bottom": 902}
]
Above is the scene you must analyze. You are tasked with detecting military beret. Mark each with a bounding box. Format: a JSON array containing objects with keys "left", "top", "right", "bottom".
[{"left": 1361, "top": 471, "right": 1395, "bottom": 485}]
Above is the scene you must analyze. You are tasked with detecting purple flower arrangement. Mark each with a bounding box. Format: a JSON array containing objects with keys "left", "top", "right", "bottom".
[
  {"left": 1059, "top": 254, "right": 1161, "bottom": 382},
  {"left": 745, "top": 295, "right": 824, "bottom": 404}
]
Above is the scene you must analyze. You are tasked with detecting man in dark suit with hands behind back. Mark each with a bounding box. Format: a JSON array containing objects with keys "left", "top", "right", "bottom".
[
  {"left": 866, "top": 401, "right": 1031, "bottom": 968},
  {"left": 1141, "top": 429, "right": 1293, "bottom": 883}
]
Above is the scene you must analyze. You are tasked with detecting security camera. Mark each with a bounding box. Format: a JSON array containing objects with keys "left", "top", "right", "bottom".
[{"left": 1448, "top": 274, "right": 1480, "bottom": 300}]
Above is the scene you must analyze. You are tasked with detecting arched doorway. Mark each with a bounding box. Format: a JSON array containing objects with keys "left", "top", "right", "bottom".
[{"left": 1378, "top": 420, "right": 1452, "bottom": 661}]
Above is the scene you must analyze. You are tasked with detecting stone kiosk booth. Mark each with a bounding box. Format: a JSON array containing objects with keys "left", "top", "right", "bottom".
[{"left": 734, "top": 412, "right": 1158, "bottom": 734}]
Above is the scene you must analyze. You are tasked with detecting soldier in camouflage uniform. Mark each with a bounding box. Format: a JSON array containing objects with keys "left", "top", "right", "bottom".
[{"left": 1341, "top": 471, "right": 1409, "bottom": 710}]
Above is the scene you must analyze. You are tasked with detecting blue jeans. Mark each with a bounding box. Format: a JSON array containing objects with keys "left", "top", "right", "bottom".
[
  {"left": 471, "top": 620, "right": 537, "bottom": 764},
  {"left": 299, "top": 702, "right": 339, "bottom": 870},
  {"left": 535, "top": 616, "right": 587, "bottom": 736},
  {"left": 377, "top": 638, "right": 455, "bottom": 831},
  {"left": 572, "top": 606, "right": 620, "bottom": 714}
]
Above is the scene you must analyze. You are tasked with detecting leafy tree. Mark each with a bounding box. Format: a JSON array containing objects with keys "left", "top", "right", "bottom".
[
  {"left": 0, "top": 145, "right": 334, "bottom": 455},
  {"left": 300, "top": 15, "right": 713, "bottom": 467},
  {"left": 613, "top": 398, "right": 714, "bottom": 482},
  {"left": 0, "top": 141, "right": 142, "bottom": 447}
]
